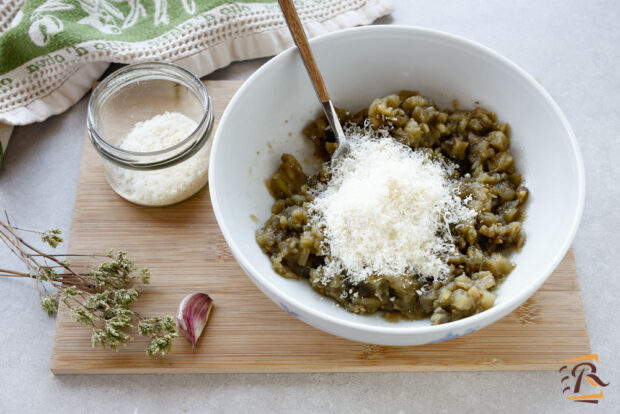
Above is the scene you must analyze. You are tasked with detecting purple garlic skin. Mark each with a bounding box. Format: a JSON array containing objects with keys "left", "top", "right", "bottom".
[{"left": 176, "top": 293, "right": 213, "bottom": 351}]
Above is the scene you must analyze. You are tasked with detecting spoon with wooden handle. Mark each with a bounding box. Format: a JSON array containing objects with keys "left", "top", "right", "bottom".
[{"left": 278, "top": 0, "right": 347, "bottom": 157}]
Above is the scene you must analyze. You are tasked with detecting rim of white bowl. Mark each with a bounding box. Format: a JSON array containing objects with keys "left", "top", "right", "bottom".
[{"left": 209, "top": 25, "right": 586, "bottom": 338}]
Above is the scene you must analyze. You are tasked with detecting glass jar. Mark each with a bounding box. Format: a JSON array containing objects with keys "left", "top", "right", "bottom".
[{"left": 87, "top": 62, "right": 214, "bottom": 207}]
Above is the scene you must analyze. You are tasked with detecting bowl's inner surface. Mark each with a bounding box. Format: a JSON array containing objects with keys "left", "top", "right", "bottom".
[{"left": 211, "top": 27, "right": 582, "bottom": 331}]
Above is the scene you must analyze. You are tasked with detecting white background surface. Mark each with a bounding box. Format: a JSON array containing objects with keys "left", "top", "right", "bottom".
[{"left": 0, "top": 0, "right": 618, "bottom": 412}]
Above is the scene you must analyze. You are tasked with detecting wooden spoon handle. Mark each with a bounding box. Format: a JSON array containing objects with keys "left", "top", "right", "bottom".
[{"left": 278, "top": 0, "right": 330, "bottom": 102}]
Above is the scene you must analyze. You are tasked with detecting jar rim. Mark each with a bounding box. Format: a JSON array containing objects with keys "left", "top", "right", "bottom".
[{"left": 87, "top": 62, "right": 213, "bottom": 169}]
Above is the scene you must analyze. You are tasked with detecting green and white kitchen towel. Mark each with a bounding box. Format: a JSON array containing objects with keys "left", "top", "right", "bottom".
[{"left": 0, "top": 0, "right": 393, "bottom": 162}]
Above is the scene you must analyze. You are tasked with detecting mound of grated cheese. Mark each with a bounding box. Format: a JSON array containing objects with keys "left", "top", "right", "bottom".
[
  {"left": 110, "top": 111, "right": 209, "bottom": 206},
  {"left": 120, "top": 111, "right": 198, "bottom": 152},
  {"left": 310, "top": 128, "right": 475, "bottom": 284}
]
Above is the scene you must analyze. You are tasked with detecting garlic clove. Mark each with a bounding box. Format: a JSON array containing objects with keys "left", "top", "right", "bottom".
[{"left": 176, "top": 293, "right": 213, "bottom": 351}]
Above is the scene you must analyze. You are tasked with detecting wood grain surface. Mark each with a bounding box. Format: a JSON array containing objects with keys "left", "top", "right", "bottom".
[{"left": 50, "top": 80, "right": 590, "bottom": 374}]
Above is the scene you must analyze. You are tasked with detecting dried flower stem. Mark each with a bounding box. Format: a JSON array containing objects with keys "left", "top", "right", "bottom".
[
  {"left": 0, "top": 268, "right": 31, "bottom": 277},
  {"left": 0, "top": 213, "right": 177, "bottom": 357}
]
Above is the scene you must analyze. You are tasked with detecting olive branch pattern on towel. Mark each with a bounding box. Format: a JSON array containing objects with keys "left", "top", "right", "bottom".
[{"left": 26, "top": 0, "right": 200, "bottom": 42}]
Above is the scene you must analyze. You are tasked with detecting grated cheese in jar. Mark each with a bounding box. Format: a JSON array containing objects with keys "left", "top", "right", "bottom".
[{"left": 108, "top": 112, "right": 209, "bottom": 206}]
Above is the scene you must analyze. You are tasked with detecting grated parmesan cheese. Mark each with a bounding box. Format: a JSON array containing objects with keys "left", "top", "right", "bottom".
[
  {"left": 110, "top": 112, "right": 209, "bottom": 206},
  {"left": 310, "top": 126, "right": 475, "bottom": 284}
]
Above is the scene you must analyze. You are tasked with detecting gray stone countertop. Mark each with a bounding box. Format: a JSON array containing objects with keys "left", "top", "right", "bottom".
[{"left": 1, "top": 0, "right": 618, "bottom": 412}]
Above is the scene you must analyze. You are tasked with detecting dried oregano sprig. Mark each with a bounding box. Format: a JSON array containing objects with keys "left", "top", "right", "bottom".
[{"left": 0, "top": 213, "right": 177, "bottom": 357}]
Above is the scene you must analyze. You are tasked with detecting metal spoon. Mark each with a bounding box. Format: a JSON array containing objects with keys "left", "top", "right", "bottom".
[{"left": 278, "top": 0, "right": 347, "bottom": 158}]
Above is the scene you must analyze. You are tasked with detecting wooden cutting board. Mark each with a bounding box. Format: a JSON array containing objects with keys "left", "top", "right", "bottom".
[{"left": 50, "top": 80, "right": 590, "bottom": 374}]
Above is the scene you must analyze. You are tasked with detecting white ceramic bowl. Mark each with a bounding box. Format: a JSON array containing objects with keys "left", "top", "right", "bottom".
[{"left": 209, "top": 26, "right": 584, "bottom": 346}]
